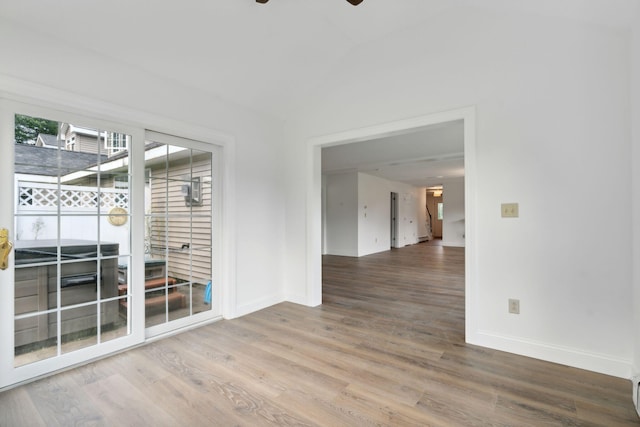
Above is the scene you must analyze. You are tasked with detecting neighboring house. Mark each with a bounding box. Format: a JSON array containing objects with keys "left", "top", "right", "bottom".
[
  {"left": 35, "top": 133, "right": 63, "bottom": 149},
  {"left": 147, "top": 150, "right": 212, "bottom": 284},
  {"left": 58, "top": 123, "right": 129, "bottom": 157}
]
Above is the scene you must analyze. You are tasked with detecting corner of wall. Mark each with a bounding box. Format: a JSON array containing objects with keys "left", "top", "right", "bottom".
[
  {"left": 632, "top": 0, "right": 640, "bottom": 395},
  {"left": 234, "top": 293, "right": 287, "bottom": 319}
]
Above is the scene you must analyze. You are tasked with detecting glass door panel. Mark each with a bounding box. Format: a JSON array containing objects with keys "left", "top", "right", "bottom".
[
  {"left": 144, "top": 137, "right": 216, "bottom": 335},
  {"left": 11, "top": 113, "right": 132, "bottom": 369}
]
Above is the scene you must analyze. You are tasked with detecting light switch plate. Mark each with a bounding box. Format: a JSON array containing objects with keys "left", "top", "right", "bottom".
[
  {"left": 501, "top": 203, "right": 519, "bottom": 218},
  {"left": 509, "top": 298, "right": 520, "bottom": 314}
]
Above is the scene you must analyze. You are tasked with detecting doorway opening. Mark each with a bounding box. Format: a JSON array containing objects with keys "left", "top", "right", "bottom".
[
  {"left": 426, "top": 187, "right": 444, "bottom": 240},
  {"left": 307, "top": 106, "right": 477, "bottom": 341}
]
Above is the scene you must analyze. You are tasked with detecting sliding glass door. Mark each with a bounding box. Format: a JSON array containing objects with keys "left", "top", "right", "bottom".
[{"left": 0, "top": 103, "right": 222, "bottom": 389}]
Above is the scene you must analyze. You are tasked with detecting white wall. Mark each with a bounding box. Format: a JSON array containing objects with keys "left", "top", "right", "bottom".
[
  {"left": 284, "top": 5, "right": 633, "bottom": 377},
  {"left": 442, "top": 178, "right": 465, "bottom": 247},
  {"left": 323, "top": 172, "right": 420, "bottom": 257},
  {"left": 0, "top": 18, "right": 287, "bottom": 319},
  {"left": 357, "top": 173, "right": 391, "bottom": 255},
  {"left": 324, "top": 172, "right": 358, "bottom": 256},
  {"left": 632, "top": 4, "right": 640, "bottom": 379},
  {"left": 357, "top": 173, "right": 420, "bottom": 256}
]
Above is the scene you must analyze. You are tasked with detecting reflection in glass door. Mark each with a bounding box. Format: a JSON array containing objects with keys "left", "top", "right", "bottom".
[
  {"left": 143, "top": 134, "right": 217, "bottom": 335},
  {"left": 12, "top": 114, "right": 132, "bottom": 368}
]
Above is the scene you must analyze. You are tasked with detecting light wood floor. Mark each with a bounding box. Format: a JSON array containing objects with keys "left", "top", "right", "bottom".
[{"left": 1, "top": 243, "right": 638, "bottom": 426}]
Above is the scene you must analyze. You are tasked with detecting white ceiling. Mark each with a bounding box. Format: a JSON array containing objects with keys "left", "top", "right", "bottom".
[
  {"left": 0, "top": 0, "right": 636, "bottom": 120},
  {"left": 322, "top": 119, "right": 464, "bottom": 187},
  {"left": 0, "top": 1, "right": 635, "bottom": 187}
]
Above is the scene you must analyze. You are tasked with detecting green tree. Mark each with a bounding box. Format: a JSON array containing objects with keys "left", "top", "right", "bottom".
[{"left": 14, "top": 114, "right": 59, "bottom": 144}]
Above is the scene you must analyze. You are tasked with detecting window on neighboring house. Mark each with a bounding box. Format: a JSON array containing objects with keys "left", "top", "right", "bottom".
[
  {"left": 437, "top": 202, "right": 443, "bottom": 220},
  {"left": 114, "top": 174, "right": 129, "bottom": 189},
  {"left": 65, "top": 136, "right": 75, "bottom": 151},
  {"left": 105, "top": 132, "right": 129, "bottom": 153}
]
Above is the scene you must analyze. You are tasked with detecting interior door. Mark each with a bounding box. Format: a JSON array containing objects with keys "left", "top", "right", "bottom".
[
  {"left": 390, "top": 192, "right": 398, "bottom": 248},
  {"left": 426, "top": 192, "right": 443, "bottom": 239},
  {"left": 143, "top": 131, "right": 221, "bottom": 338},
  {"left": 0, "top": 102, "right": 143, "bottom": 388},
  {"left": 433, "top": 195, "right": 443, "bottom": 238}
]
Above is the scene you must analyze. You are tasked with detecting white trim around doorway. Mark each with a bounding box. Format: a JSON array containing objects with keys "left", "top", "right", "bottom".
[{"left": 305, "top": 106, "right": 477, "bottom": 343}]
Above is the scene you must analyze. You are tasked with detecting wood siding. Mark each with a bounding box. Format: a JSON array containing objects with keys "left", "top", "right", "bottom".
[
  {"left": 148, "top": 153, "right": 212, "bottom": 285},
  {"left": 75, "top": 134, "right": 99, "bottom": 155}
]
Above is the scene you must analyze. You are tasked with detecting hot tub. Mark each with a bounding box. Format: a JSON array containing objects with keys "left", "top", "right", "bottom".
[{"left": 14, "top": 239, "right": 120, "bottom": 348}]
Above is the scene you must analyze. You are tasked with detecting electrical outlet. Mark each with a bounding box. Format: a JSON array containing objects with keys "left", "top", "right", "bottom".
[
  {"left": 508, "top": 298, "right": 520, "bottom": 314},
  {"left": 501, "top": 203, "right": 519, "bottom": 218}
]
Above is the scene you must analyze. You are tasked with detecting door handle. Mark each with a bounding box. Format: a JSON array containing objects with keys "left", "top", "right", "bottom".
[{"left": 0, "top": 228, "right": 13, "bottom": 270}]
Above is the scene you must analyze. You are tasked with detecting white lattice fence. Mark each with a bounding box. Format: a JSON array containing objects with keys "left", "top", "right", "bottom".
[{"left": 18, "top": 181, "right": 128, "bottom": 209}]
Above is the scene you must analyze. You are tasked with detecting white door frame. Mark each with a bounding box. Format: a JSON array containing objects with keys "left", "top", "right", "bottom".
[{"left": 305, "top": 106, "right": 478, "bottom": 342}]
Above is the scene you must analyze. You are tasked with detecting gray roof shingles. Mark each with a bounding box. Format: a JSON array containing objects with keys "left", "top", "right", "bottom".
[
  {"left": 37, "top": 133, "right": 64, "bottom": 148},
  {"left": 15, "top": 143, "right": 107, "bottom": 176}
]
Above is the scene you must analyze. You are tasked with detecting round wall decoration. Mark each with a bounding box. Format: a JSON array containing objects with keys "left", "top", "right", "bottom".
[{"left": 108, "top": 207, "right": 128, "bottom": 226}]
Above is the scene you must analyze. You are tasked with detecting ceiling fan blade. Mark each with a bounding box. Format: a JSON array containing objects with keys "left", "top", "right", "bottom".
[{"left": 257, "top": 0, "right": 363, "bottom": 4}]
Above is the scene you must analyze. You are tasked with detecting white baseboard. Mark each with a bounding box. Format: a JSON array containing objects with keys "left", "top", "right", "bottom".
[
  {"left": 633, "top": 375, "right": 640, "bottom": 417},
  {"left": 442, "top": 240, "right": 465, "bottom": 247},
  {"left": 234, "top": 294, "right": 285, "bottom": 318},
  {"left": 284, "top": 293, "right": 312, "bottom": 306},
  {"left": 471, "top": 330, "right": 633, "bottom": 379}
]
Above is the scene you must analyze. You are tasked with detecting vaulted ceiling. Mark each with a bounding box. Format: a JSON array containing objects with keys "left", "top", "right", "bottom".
[
  {"left": 0, "top": 0, "right": 635, "bottom": 120},
  {"left": 0, "top": 0, "right": 636, "bottom": 186}
]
